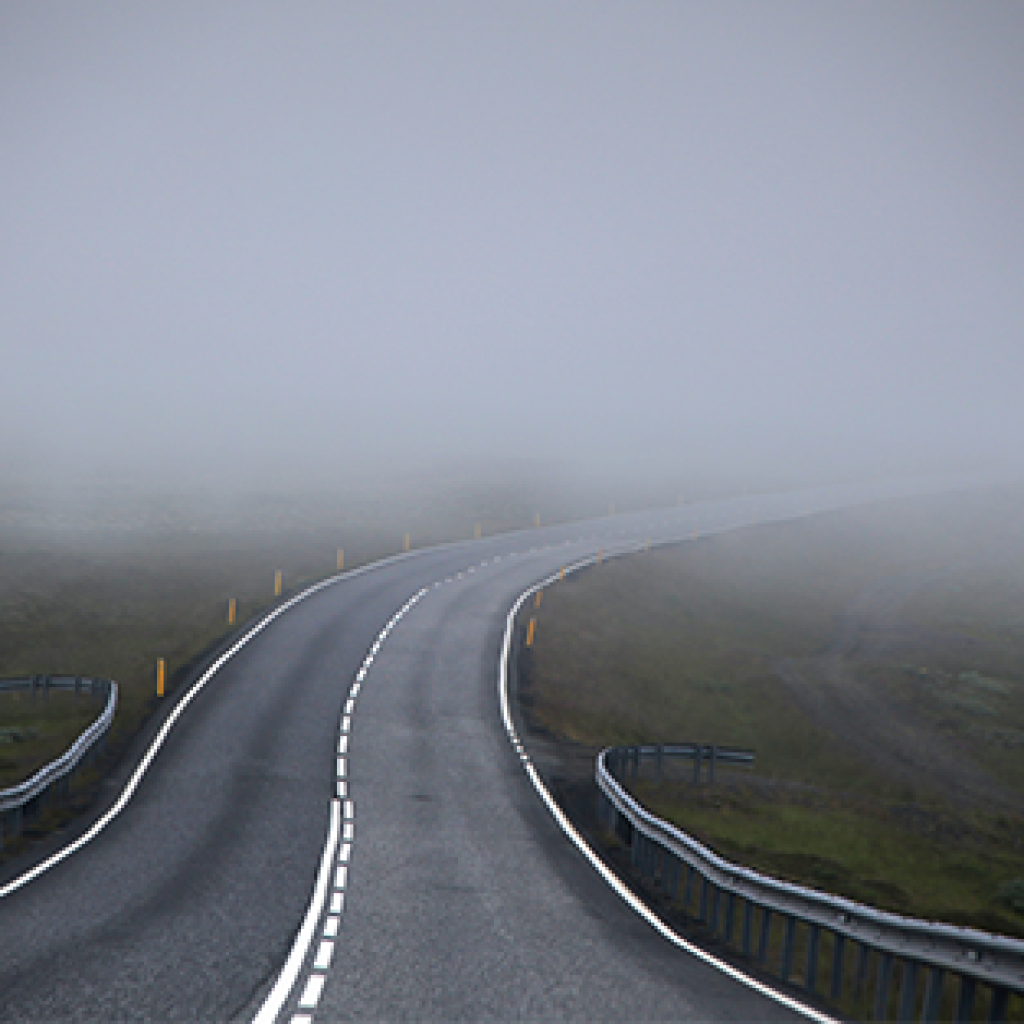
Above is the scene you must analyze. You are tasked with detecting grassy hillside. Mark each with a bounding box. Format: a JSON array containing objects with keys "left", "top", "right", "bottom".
[{"left": 522, "top": 484, "right": 1024, "bottom": 938}]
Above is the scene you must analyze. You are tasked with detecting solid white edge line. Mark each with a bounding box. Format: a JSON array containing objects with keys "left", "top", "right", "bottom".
[
  {"left": 0, "top": 566, "right": 360, "bottom": 901},
  {"left": 252, "top": 799, "right": 341, "bottom": 1024},
  {"left": 0, "top": 545, "right": 439, "bottom": 901},
  {"left": 498, "top": 570, "right": 838, "bottom": 1024}
]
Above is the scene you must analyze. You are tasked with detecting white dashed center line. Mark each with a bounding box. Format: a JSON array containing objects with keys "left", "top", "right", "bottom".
[
  {"left": 313, "top": 942, "right": 334, "bottom": 971},
  {"left": 260, "top": 523, "right": 715, "bottom": 1023},
  {"left": 253, "top": 587, "right": 429, "bottom": 1024},
  {"left": 297, "top": 975, "right": 324, "bottom": 1011}
]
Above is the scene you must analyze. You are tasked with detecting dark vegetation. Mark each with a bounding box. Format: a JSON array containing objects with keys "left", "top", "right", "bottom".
[
  {"left": 519, "top": 484, "right": 1024, "bottom": 940},
  {"left": 0, "top": 689, "right": 99, "bottom": 789}
]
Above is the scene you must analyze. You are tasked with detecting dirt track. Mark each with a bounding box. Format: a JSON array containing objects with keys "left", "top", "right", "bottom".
[{"left": 772, "top": 570, "right": 1020, "bottom": 814}]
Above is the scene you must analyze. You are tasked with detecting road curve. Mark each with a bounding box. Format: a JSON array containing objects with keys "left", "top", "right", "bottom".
[{"left": 0, "top": 477, "right": 984, "bottom": 1021}]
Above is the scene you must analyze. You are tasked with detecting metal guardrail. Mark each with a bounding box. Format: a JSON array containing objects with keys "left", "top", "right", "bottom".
[
  {"left": 604, "top": 742, "right": 755, "bottom": 785},
  {"left": 596, "top": 744, "right": 1024, "bottom": 1022},
  {"left": 0, "top": 676, "right": 117, "bottom": 849}
]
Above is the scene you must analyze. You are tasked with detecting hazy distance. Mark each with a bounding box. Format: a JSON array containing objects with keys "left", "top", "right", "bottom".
[{"left": 3, "top": 3, "right": 1023, "bottom": 514}]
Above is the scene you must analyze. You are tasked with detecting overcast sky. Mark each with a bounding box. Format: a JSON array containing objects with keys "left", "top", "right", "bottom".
[{"left": 2, "top": 3, "right": 1022, "bottom": 497}]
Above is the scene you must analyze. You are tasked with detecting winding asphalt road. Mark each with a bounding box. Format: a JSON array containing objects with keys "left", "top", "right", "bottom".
[{"left": 0, "top": 479, "right": 981, "bottom": 1021}]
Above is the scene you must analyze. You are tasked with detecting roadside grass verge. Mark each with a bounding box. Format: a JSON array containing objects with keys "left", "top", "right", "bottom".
[
  {"left": 632, "top": 778, "right": 1024, "bottom": 935},
  {"left": 522, "top": 484, "right": 1024, "bottom": 940},
  {"left": 0, "top": 691, "right": 100, "bottom": 790}
]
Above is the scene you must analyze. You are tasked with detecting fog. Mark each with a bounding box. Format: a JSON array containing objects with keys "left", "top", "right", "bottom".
[{"left": 3, "top": 3, "right": 1023, "bottom": 513}]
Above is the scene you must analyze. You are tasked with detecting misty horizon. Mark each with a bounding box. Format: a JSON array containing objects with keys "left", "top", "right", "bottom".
[{"left": 3, "top": 3, "right": 1023, "bottom": 503}]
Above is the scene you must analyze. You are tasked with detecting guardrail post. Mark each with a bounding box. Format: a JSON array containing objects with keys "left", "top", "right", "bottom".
[
  {"left": 758, "top": 908, "right": 772, "bottom": 965},
  {"left": 700, "top": 877, "right": 710, "bottom": 923},
  {"left": 988, "top": 986, "right": 1009, "bottom": 1023},
  {"left": 742, "top": 900, "right": 754, "bottom": 956},
  {"left": 955, "top": 975, "right": 975, "bottom": 1024},
  {"left": 684, "top": 865, "right": 695, "bottom": 911},
  {"left": 921, "top": 968, "right": 945, "bottom": 1023},
  {"left": 710, "top": 884, "right": 721, "bottom": 934},
  {"left": 692, "top": 745, "right": 701, "bottom": 784},
  {"left": 830, "top": 933, "right": 846, "bottom": 1001},
  {"left": 854, "top": 943, "right": 870, "bottom": 999},
  {"left": 805, "top": 923, "right": 820, "bottom": 993},
  {"left": 725, "top": 891, "right": 736, "bottom": 945},
  {"left": 709, "top": 744, "right": 717, "bottom": 784},
  {"left": 874, "top": 952, "right": 894, "bottom": 1022},
  {"left": 666, "top": 853, "right": 681, "bottom": 900},
  {"left": 897, "top": 960, "right": 918, "bottom": 1023},
  {"left": 780, "top": 915, "right": 796, "bottom": 982},
  {"left": 655, "top": 743, "right": 663, "bottom": 784}
]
